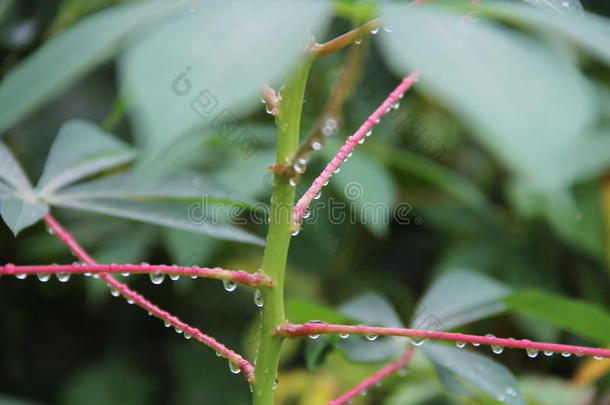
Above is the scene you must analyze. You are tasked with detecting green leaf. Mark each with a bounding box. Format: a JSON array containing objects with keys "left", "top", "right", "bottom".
[
  {"left": 521, "top": 0, "right": 583, "bottom": 14},
  {"left": 411, "top": 270, "right": 511, "bottom": 330},
  {"left": 37, "top": 119, "right": 135, "bottom": 196},
  {"left": 163, "top": 229, "right": 218, "bottom": 266},
  {"left": 338, "top": 292, "right": 406, "bottom": 362},
  {"left": 121, "top": 0, "right": 329, "bottom": 166},
  {"left": 52, "top": 171, "right": 253, "bottom": 207},
  {"left": 0, "top": 198, "right": 48, "bottom": 236},
  {"left": 479, "top": 2, "right": 610, "bottom": 66},
  {"left": 212, "top": 149, "right": 277, "bottom": 199},
  {"left": 504, "top": 290, "right": 610, "bottom": 345},
  {"left": 0, "top": 141, "right": 33, "bottom": 198},
  {"left": 323, "top": 141, "right": 396, "bottom": 237},
  {"left": 0, "top": 1, "right": 183, "bottom": 134},
  {"left": 49, "top": 198, "right": 263, "bottom": 245},
  {"left": 423, "top": 343, "right": 525, "bottom": 405},
  {"left": 381, "top": 4, "right": 595, "bottom": 191}
]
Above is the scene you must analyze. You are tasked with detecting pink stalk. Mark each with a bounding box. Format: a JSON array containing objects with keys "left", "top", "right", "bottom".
[
  {"left": 42, "top": 214, "right": 255, "bottom": 381},
  {"left": 292, "top": 71, "right": 420, "bottom": 230},
  {"left": 0, "top": 263, "right": 273, "bottom": 287},
  {"left": 329, "top": 348, "right": 414, "bottom": 405},
  {"left": 276, "top": 323, "right": 610, "bottom": 359}
]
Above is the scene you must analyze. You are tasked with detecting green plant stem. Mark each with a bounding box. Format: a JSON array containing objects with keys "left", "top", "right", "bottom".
[{"left": 252, "top": 59, "right": 311, "bottom": 405}]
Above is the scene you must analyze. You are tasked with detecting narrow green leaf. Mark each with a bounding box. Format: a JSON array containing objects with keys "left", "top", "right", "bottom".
[
  {"left": 0, "top": 198, "right": 48, "bottom": 236},
  {"left": 0, "top": 1, "right": 184, "bottom": 134},
  {"left": 411, "top": 270, "right": 511, "bottom": 330},
  {"left": 504, "top": 290, "right": 610, "bottom": 345},
  {"left": 423, "top": 344, "right": 525, "bottom": 405},
  {"left": 37, "top": 119, "right": 135, "bottom": 196},
  {"left": 121, "top": 0, "right": 329, "bottom": 166},
  {"left": 52, "top": 171, "right": 254, "bottom": 207},
  {"left": 50, "top": 198, "right": 263, "bottom": 245}
]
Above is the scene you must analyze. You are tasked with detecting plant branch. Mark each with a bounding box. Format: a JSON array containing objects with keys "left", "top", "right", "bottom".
[
  {"left": 0, "top": 263, "right": 274, "bottom": 287},
  {"left": 281, "top": 39, "right": 366, "bottom": 179},
  {"left": 42, "top": 213, "right": 256, "bottom": 381},
  {"left": 276, "top": 323, "right": 610, "bottom": 359},
  {"left": 292, "top": 71, "right": 420, "bottom": 230},
  {"left": 253, "top": 60, "right": 312, "bottom": 405},
  {"left": 309, "top": 18, "right": 381, "bottom": 59},
  {"left": 329, "top": 348, "right": 414, "bottom": 405}
]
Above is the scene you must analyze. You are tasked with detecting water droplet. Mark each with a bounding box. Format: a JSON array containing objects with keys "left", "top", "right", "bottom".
[
  {"left": 254, "top": 289, "right": 264, "bottom": 307},
  {"left": 37, "top": 273, "right": 50, "bottom": 282},
  {"left": 472, "top": 342, "right": 480, "bottom": 347},
  {"left": 293, "top": 162, "right": 305, "bottom": 174},
  {"left": 289, "top": 178, "right": 297, "bottom": 187},
  {"left": 169, "top": 274, "right": 180, "bottom": 281},
  {"left": 126, "top": 298, "right": 134, "bottom": 305},
  {"left": 358, "top": 138, "right": 365, "bottom": 144},
  {"left": 308, "top": 333, "right": 320, "bottom": 340},
  {"left": 56, "top": 273, "right": 70, "bottom": 283},
  {"left": 526, "top": 348, "right": 539, "bottom": 358},
  {"left": 121, "top": 273, "right": 130, "bottom": 277},
  {"left": 229, "top": 361, "right": 241, "bottom": 374},
  {"left": 410, "top": 337, "right": 424, "bottom": 346},
  {"left": 456, "top": 341, "right": 466, "bottom": 348},
  {"left": 397, "top": 367, "right": 409, "bottom": 377},
  {"left": 594, "top": 356, "right": 603, "bottom": 360},
  {"left": 392, "top": 101, "right": 400, "bottom": 110},
  {"left": 339, "top": 333, "right": 349, "bottom": 339},
  {"left": 175, "top": 327, "right": 183, "bottom": 334},
  {"left": 383, "top": 26, "right": 393, "bottom": 33},
  {"left": 313, "top": 191, "right": 322, "bottom": 200},
  {"left": 360, "top": 390, "right": 367, "bottom": 396},
  {"left": 365, "top": 334, "right": 378, "bottom": 341},
  {"left": 371, "top": 27, "right": 380, "bottom": 35},
  {"left": 223, "top": 280, "right": 237, "bottom": 292},
  {"left": 333, "top": 167, "right": 341, "bottom": 174},
  {"left": 216, "top": 351, "right": 222, "bottom": 357},
  {"left": 561, "top": 352, "right": 571, "bottom": 358},
  {"left": 291, "top": 230, "right": 300, "bottom": 237},
  {"left": 302, "top": 210, "right": 311, "bottom": 219},
  {"left": 184, "top": 332, "right": 191, "bottom": 340},
  {"left": 505, "top": 387, "right": 517, "bottom": 397},
  {"left": 366, "top": 130, "right": 372, "bottom": 137},
  {"left": 354, "top": 38, "right": 362, "bottom": 45},
  {"left": 311, "top": 141, "right": 322, "bottom": 150},
  {"left": 15, "top": 273, "right": 27, "bottom": 280},
  {"left": 109, "top": 286, "right": 120, "bottom": 297},
  {"left": 543, "top": 350, "right": 554, "bottom": 357},
  {"left": 164, "top": 321, "right": 171, "bottom": 328},
  {"left": 323, "top": 179, "right": 329, "bottom": 186},
  {"left": 486, "top": 334, "right": 503, "bottom": 354},
  {"left": 149, "top": 272, "right": 165, "bottom": 285},
  {"left": 46, "top": 226, "right": 55, "bottom": 235}
]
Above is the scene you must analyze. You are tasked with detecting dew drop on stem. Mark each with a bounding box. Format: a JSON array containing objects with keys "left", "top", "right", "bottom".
[
  {"left": 456, "top": 341, "right": 466, "bottom": 348},
  {"left": 56, "top": 273, "right": 70, "bottom": 283},
  {"left": 543, "top": 350, "right": 554, "bottom": 357},
  {"left": 229, "top": 360, "right": 241, "bottom": 374},
  {"left": 109, "top": 286, "right": 120, "bottom": 297},
  {"left": 410, "top": 337, "right": 424, "bottom": 346},
  {"left": 149, "top": 272, "right": 165, "bottom": 285},
  {"left": 15, "top": 273, "right": 27, "bottom": 280},
  {"left": 254, "top": 289, "right": 264, "bottom": 307},
  {"left": 169, "top": 274, "right": 180, "bottom": 281},
  {"left": 37, "top": 273, "right": 50, "bottom": 282},
  {"left": 526, "top": 348, "right": 539, "bottom": 358},
  {"left": 365, "top": 333, "right": 378, "bottom": 341},
  {"left": 223, "top": 279, "right": 237, "bottom": 292}
]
